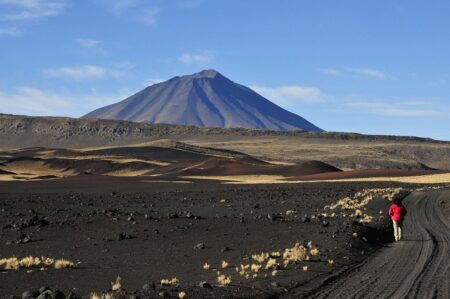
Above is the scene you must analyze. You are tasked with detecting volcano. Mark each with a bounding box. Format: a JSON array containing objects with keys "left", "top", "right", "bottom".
[{"left": 83, "top": 69, "right": 322, "bottom": 131}]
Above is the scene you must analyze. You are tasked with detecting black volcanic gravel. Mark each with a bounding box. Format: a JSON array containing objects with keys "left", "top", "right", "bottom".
[{"left": 0, "top": 178, "right": 419, "bottom": 298}]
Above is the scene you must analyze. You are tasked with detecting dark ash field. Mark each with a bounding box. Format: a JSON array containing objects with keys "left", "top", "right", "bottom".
[{"left": 0, "top": 178, "right": 420, "bottom": 298}]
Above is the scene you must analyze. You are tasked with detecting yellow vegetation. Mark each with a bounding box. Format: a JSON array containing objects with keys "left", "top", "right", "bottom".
[
  {"left": 0, "top": 256, "right": 74, "bottom": 270},
  {"left": 54, "top": 259, "right": 74, "bottom": 269},
  {"left": 283, "top": 243, "right": 308, "bottom": 264},
  {"left": 265, "top": 258, "right": 277, "bottom": 269},
  {"left": 250, "top": 264, "right": 262, "bottom": 273},
  {"left": 252, "top": 252, "right": 269, "bottom": 263},
  {"left": 217, "top": 274, "right": 232, "bottom": 286},
  {"left": 161, "top": 277, "right": 179, "bottom": 286},
  {"left": 178, "top": 291, "right": 187, "bottom": 299},
  {"left": 111, "top": 276, "right": 122, "bottom": 291}
]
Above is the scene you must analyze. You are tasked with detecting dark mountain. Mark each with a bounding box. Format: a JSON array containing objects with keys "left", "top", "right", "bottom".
[{"left": 83, "top": 70, "right": 323, "bottom": 131}]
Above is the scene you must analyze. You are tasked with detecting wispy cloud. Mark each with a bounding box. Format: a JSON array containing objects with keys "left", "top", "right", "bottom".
[
  {"left": 321, "top": 68, "right": 342, "bottom": 77},
  {"left": 321, "top": 67, "right": 389, "bottom": 80},
  {"left": 343, "top": 67, "right": 388, "bottom": 80},
  {"left": 250, "top": 85, "right": 328, "bottom": 107},
  {"left": 137, "top": 6, "right": 160, "bottom": 25},
  {"left": 178, "top": 51, "right": 214, "bottom": 66},
  {"left": 0, "top": 86, "right": 73, "bottom": 116},
  {"left": 0, "top": 0, "right": 67, "bottom": 21},
  {"left": 0, "top": 26, "right": 21, "bottom": 36},
  {"left": 76, "top": 38, "right": 101, "bottom": 48},
  {"left": 0, "top": 86, "right": 130, "bottom": 117},
  {"left": 429, "top": 79, "right": 448, "bottom": 87},
  {"left": 109, "top": 0, "right": 139, "bottom": 15},
  {"left": 342, "top": 100, "right": 443, "bottom": 117},
  {"left": 43, "top": 65, "right": 125, "bottom": 80},
  {"left": 144, "top": 78, "right": 165, "bottom": 86},
  {"left": 98, "top": 0, "right": 160, "bottom": 25}
]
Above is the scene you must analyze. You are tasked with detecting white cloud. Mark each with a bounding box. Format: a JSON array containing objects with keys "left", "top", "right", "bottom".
[
  {"left": 343, "top": 101, "right": 443, "bottom": 117},
  {"left": 429, "top": 79, "right": 448, "bottom": 87},
  {"left": 322, "top": 67, "right": 389, "bottom": 80},
  {"left": 138, "top": 7, "right": 160, "bottom": 25},
  {"left": 0, "top": 86, "right": 130, "bottom": 117},
  {"left": 107, "top": 0, "right": 139, "bottom": 15},
  {"left": 43, "top": 65, "right": 124, "bottom": 80},
  {"left": 144, "top": 78, "right": 165, "bottom": 86},
  {"left": 0, "top": 0, "right": 67, "bottom": 21},
  {"left": 321, "top": 68, "right": 342, "bottom": 76},
  {"left": 0, "top": 87, "right": 72, "bottom": 116},
  {"left": 76, "top": 38, "right": 101, "bottom": 48},
  {"left": 178, "top": 51, "right": 214, "bottom": 65},
  {"left": 250, "top": 85, "right": 327, "bottom": 106},
  {"left": 343, "top": 67, "right": 387, "bottom": 80},
  {"left": 0, "top": 26, "right": 21, "bottom": 36},
  {"left": 98, "top": 0, "right": 160, "bottom": 25}
]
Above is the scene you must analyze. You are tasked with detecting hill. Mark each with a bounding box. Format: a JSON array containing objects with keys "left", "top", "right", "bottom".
[{"left": 1, "top": 113, "right": 449, "bottom": 170}]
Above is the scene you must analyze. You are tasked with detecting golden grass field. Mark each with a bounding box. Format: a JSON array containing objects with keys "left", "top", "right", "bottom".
[{"left": 183, "top": 173, "right": 450, "bottom": 185}]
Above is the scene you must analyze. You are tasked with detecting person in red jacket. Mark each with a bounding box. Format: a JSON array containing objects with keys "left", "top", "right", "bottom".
[{"left": 388, "top": 196, "right": 407, "bottom": 241}]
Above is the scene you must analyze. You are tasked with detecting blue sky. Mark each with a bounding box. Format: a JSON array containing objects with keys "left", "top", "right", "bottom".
[{"left": 0, "top": 0, "right": 449, "bottom": 140}]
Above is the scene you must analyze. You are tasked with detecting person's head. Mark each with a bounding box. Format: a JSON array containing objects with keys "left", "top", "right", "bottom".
[{"left": 392, "top": 190, "right": 411, "bottom": 205}]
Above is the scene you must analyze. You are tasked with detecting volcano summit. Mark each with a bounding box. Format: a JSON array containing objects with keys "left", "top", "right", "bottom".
[{"left": 83, "top": 70, "right": 322, "bottom": 131}]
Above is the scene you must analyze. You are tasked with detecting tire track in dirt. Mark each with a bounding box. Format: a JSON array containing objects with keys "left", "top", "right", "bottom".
[{"left": 284, "top": 190, "right": 450, "bottom": 299}]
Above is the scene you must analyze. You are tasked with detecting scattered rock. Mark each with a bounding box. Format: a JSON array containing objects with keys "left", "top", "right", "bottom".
[
  {"left": 267, "top": 214, "right": 284, "bottom": 222},
  {"left": 37, "top": 290, "right": 53, "bottom": 299},
  {"left": 322, "top": 220, "right": 329, "bottom": 227},
  {"left": 194, "top": 243, "right": 205, "bottom": 249},
  {"left": 158, "top": 291, "right": 170, "bottom": 298},
  {"left": 143, "top": 282, "right": 156, "bottom": 291},
  {"left": 67, "top": 293, "right": 82, "bottom": 299},
  {"left": 198, "top": 281, "right": 212, "bottom": 289},
  {"left": 22, "top": 290, "right": 39, "bottom": 299},
  {"left": 117, "top": 233, "right": 134, "bottom": 241},
  {"left": 38, "top": 287, "right": 51, "bottom": 294}
]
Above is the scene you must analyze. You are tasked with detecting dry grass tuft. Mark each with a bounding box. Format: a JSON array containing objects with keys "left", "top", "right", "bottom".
[
  {"left": 221, "top": 260, "right": 229, "bottom": 268},
  {"left": 283, "top": 243, "right": 308, "bottom": 265},
  {"left": 322, "top": 187, "right": 407, "bottom": 224},
  {"left": 265, "top": 258, "right": 277, "bottom": 269},
  {"left": 250, "top": 264, "right": 262, "bottom": 273},
  {"left": 0, "top": 257, "right": 19, "bottom": 270},
  {"left": 111, "top": 276, "right": 122, "bottom": 291},
  {"left": 310, "top": 248, "right": 320, "bottom": 257},
  {"left": 161, "top": 277, "right": 179, "bottom": 286},
  {"left": 252, "top": 252, "right": 269, "bottom": 263},
  {"left": 203, "top": 262, "right": 210, "bottom": 270},
  {"left": 54, "top": 259, "right": 74, "bottom": 269},
  {"left": 1, "top": 256, "right": 74, "bottom": 270},
  {"left": 178, "top": 291, "right": 187, "bottom": 299},
  {"left": 217, "top": 274, "right": 232, "bottom": 286}
]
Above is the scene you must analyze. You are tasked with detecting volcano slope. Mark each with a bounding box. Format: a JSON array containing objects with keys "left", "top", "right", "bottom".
[{"left": 284, "top": 190, "right": 450, "bottom": 299}]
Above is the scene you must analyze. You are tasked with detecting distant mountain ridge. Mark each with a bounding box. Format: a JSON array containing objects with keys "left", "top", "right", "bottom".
[{"left": 83, "top": 69, "right": 323, "bottom": 131}]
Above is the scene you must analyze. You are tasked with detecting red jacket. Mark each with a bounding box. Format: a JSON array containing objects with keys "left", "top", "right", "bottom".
[{"left": 388, "top": 203, "right": 406, "bottom": 222}]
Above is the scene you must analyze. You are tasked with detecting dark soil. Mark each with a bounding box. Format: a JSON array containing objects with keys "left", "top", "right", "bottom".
[{"left": 0, "top": 177, "right": 420, "bottom": 298}]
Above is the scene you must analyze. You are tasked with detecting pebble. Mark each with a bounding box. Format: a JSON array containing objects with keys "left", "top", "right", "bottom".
[{"left": 194, "top": 242, "right": 205, "bottom": 249}]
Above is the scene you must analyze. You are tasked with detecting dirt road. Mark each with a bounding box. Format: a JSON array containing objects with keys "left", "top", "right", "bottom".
[{"left": 287, "top": 190, "right": 450, "bottom": 299}]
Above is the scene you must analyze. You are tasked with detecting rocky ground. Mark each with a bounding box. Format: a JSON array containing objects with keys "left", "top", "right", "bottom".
[{"left": 0, "top": 177, "right": 428, "bottom": 298}]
